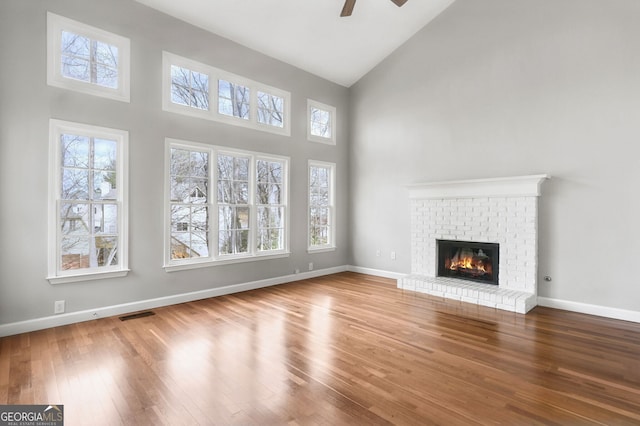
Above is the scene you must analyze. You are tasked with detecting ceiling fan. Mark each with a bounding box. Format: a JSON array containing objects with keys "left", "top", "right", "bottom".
[{"left": 340, "top": 0, "right": 408, "bottom": 17}]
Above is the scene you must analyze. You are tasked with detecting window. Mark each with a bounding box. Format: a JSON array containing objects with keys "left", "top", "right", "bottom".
[
  {"left": 217, "top": 153, "right": 250, "bottom": 255},
  {"left": 257, "top": 91, "right": 284, "bottom": 128},
  {"left": 162, "top": 52, "right": 291, "bottom": 136},
  {"left": 256, "top": 159, "right": 285, "bottom": 251},
  {"left": 169, "top": 147, "right": 210, "bottom": 260},
  {"left": 307, "top": 100, "right": 336, "bottom": 145},
  {"left": 308, "top": 161, "right": 336, "bottom": 251},
  {"left": 218, "top": 80, "right": 250, "bottom": 119},
  {"left": 47, "top": 13, "right": 130, "bottom": 102},
  {"left": 165, "top": 139, "right": 289, "bottom": 271},
  {"left": 48, "top": 120, "right": 129, "bottom": 284},
  {"left": 171, "top": 65, "right": 209, "bottom": 110}
]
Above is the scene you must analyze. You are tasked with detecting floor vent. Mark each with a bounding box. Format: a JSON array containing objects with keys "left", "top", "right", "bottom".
[{"left": 119, "top": 311, "right": 155, "bottom": 321}]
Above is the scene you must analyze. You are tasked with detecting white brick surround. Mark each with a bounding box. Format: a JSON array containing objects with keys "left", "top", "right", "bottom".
[{"left": 398, "top": 175, "right": 549, "bottom": 314}]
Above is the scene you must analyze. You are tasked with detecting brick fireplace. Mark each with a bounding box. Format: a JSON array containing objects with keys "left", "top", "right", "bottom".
[{"left": 398, "top": 175, "right": 549, "bottom": 313}]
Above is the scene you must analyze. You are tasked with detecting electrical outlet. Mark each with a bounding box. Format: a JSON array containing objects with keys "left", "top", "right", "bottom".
[
  {"left": 295, "top": 268, "right": 300, "bottom": 274},
  {"left": 54, "top": 300, "right": 65, "bottom": 314},
  {"left": 308, "top": 262, "right": 314, "bottom": 271},
  {"left": 390, "top": 251, "right": 396, "bottom": 260},
  {"left": 376, "top": 250, "right": 381, "bottom": 257}
]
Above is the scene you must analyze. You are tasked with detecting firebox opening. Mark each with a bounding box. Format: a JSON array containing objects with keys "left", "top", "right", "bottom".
[{"left": 437, "top": 240, "right": 499, "bottom": 285}]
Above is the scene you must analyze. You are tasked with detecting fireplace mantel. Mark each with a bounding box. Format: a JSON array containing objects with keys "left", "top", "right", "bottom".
[
  {"left": 400, "top": 173, "right": 550, "bottom": 314},
  {"left": 407, "top": 174, "right": 550, "bottom": 200}
]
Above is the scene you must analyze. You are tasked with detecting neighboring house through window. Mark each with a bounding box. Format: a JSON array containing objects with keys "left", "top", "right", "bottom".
[
  {"left": 47, "top": 12, "right": 130, "bottom": 102},
  {"left": 48, "top": 119, "right": 129, "bottom": 284},
  {"left": 169, "top": 147, "right": 210, "bottom": 260},
  {"left": 165, "top": 139, "right": 290, "bottom": 271},
  {"left": 308, "top": 160, "right": 336, "bottom": 252}
]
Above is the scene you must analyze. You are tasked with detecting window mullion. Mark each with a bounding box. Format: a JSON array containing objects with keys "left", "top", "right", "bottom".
[
  {"left": 90, "top": 39, "right": 98, "bottom": 84},
  {"left": 249, "top": 155, "right": 256, "bottom": 256},
  {"left": 88, "top": 137, "right": 96, "bottom": 260},
  {"left": 250, "top": 87, "right": 258, "bottom": 126},
  {"left": 209, "top": 149, "right": 216, "bottom": 259}
]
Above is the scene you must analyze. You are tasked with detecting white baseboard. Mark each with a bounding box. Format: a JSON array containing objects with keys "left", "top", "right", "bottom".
[
  {"left": 537, "top": 297, "right": 640, "bottom": 324},
  {"left": 0, "top": 266, "right": 348, "bottom": 338},
  {"left": 5, "top": 268, "right": 636, "bottom": 337},
  {"left": 347, "top": 265, "right": 405, "bottom": 280}
]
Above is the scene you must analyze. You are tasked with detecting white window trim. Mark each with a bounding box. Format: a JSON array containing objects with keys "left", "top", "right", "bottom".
[
  {"left": 47, "top": 12, "right": 130, "bottom": 102},
  {"left": 308, "top": 160, "right": 336, "bottom": 253},
  {"left": 307, "top": 99, "right": 337, "bottom": 145},
  {"left": 47, "top": 119, "right": 130, "bottom": 284},
  {"left": 162, "top": 52, "right": 291, "bottom": 137},
  {"left": 163, "top": 138, "right": 290, "bottom": 272}
]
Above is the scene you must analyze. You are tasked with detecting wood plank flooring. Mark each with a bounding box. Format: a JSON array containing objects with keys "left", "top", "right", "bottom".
[{"left": 1, "top": 272, "right": 640, "bottom": 425}]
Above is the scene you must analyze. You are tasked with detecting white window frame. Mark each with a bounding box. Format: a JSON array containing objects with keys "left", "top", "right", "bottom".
[
  {"left": 162, "top": 52, "right": 291, "bottom": 137},
  {"left": 307, "top": 99, "right": 337, "bottom": 145},
  {"left": 47, "top": 119, "right": 129, "bottom": 284},
  {"left": 308, "top": 160, "right": 336, "bottom": 252},
  {"left": 162, "top": 53, "right": 212, "bottom": 121},
  {"left": 47, "top": 12, "right": 130, "bottom": 102},
  {"left": 164, "top": 138, "right": 290, "bottom": 272}
]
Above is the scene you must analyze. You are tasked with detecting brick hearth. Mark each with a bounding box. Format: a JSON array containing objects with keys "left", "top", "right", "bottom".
[{"left": 398, "top": 175, "right": 549, "bottom": 314}]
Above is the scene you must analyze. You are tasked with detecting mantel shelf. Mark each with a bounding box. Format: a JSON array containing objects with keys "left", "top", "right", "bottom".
[{"left": 407, "top": 174, "right": 550, "bottom": 199}]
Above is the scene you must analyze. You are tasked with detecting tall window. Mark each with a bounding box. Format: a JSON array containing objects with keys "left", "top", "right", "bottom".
[
  {"left": 217, "top": 153, "right": 250, "bottom": 255},
  {"left": 308, "top": 161, "right": 336, "bottom": 251},
  {"left": 47, "top": 13, "right": 130, "bottom": 102},
  {"left": 162, "top": 52, "right": 291, "bottom": 136},
  {"left": 256, "top": 159, "right": 285, "bottom": 251},
  {"left": 169, "top": 148, "right": 210, "bottom": 260},
  {"left": 165, "top": 139, "right": 289, "bottom": 270},
  {"left": 48, "top": 120, "right": 129, "bottom": 284},
  {"left": 307, "top": 99, "right": 336, "bottom": 145}
]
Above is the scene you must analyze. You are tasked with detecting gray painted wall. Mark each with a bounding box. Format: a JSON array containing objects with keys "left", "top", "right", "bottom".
[
  {"left": 350, "top": 0, "right": 640, "bottom": 311},
  {"left": 0, "top": 0, "right": 350, "bottom": 325},
  {"left": 3, "top": 0, "right": 640, "bottom": 327}
]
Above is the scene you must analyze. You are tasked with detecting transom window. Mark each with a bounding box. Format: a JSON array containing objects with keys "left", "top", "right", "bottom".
[
  {"left": 308, "top": 160, "right": 336, "bottom": 251},
  {"left": 165, "top": 139, "right": 290, "bottom": 271},
  {"left": 163, "top": 52, "right": 291, "bottom": 136},
  {"left": 171, "top": 65, "right": 209, "bottom": 110},
  {"left": 218, "top": 80, "right": 250, "bottom": 119},
  {"left": 48, "top": 120, "right": 129, "bottom": 284},
  {"left": 61, "top": 30, "right": 118, "bottom": 88},
  {"left": 47, "top": 13, "right": 130, "bottom": 102},
  {"left": 257, "top": 92, "right": 284, "bottom": 128},
  {"left": 307, "top": 99, "right": 336, "bottom": 144}
]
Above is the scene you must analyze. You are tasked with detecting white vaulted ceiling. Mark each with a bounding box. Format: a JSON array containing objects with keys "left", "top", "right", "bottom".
[{"left": 135, "top": 0, "right": 455, "bottom": 87}]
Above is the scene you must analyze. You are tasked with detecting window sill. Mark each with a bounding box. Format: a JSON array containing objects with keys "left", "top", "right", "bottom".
[
  {"left": 164, "top": 251, "right": 290, "bottom": 272},
  {"left": 307, "top": 246, "right": 336, "bottom": 254},
  {"left": 47, "top": 269, "right": 130, "bottom": 285},
  {"left": 307, "top": 135, "right": 336, "bottom": 145}
]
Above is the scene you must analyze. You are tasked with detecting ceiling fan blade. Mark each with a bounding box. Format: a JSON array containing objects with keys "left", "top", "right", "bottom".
[
  {"left": 341, "top": 0, "right": 356, "bottom": 17},
  {"left": 390, "top": 0, "right": 408, "bottom": 6}
]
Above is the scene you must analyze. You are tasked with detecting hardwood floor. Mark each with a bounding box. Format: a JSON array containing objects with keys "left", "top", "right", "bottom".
[{"left": 1, "top": 272, "right": 639, "bottom": 425}]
